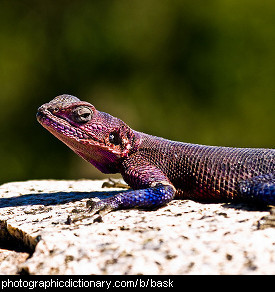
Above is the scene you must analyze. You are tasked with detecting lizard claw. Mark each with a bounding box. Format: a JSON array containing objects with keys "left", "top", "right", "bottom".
[
  {"left": 86, "top": 199, "right": 100, "bottom": 214},
  {"left": 101, "top": 178, "right": 130, "bottom": 189},
  {"left": 86, "top": 199, "right": 115, "bottom": 222}
]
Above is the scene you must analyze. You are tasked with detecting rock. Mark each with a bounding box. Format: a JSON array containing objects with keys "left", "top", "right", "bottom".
[{"left": 0, "top": 179, "right": 275, "bottom": 275}]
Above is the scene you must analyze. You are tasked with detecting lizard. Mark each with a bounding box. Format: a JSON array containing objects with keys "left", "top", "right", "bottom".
[{"left": 37, "top": 94, "right": 275, "bottom": 217}]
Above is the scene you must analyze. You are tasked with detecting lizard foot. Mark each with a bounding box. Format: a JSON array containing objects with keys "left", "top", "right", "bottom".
[
  {"left": 86, "top": 199, "right": 113, "bottom": 215},
  {"left": 86, "top": 198, "right": 120, "bottom": 222},
  {"left": 257, "top": 206, "right": 275, "bottom": 229},
  {"left": 101, "top": 178, "right": 130, "bottom": 189}
]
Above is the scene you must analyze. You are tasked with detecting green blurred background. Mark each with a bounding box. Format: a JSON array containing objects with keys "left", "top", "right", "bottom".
[{"left": 0, "top": 0, "right": 274, "bottom": 184}]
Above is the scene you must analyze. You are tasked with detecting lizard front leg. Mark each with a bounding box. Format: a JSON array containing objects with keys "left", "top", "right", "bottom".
[
  {"left": 87, "top": 183, "right": 175, "bottom": 216},
  {"left": 87, "top": 161, "right": 176, "bottom": 217}
]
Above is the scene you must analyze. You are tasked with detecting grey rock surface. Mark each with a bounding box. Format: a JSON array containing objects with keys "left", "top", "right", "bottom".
[{"left": 0, "top": 179, "right": 275, "bottom": 275}]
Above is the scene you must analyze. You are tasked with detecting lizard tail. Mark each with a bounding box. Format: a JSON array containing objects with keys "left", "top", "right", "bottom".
[{"left": 239, "top": 174, "right": 275, "bottom": 205}]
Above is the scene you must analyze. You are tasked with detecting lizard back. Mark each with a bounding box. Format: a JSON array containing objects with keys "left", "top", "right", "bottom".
[{"left": 133, "top": 133, "right": 275, "bottom": 202}]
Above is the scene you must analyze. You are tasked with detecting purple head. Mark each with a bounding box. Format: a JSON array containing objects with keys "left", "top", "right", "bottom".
[{"left": 37, "top": 94, "right": 138, "bottom": 173}]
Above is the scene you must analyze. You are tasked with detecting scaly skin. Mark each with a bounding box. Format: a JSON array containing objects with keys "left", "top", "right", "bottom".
[{"left": 37, "top": 94, "right": 275, "bottom": 216}]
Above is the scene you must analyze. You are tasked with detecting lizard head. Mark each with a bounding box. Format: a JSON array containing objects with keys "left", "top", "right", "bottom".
[{"left": 37, "top": 94, "right": 139, "bottom": 173}]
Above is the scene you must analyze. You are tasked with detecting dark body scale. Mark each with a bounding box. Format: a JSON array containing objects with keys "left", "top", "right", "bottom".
[{"left": 121, "top": 132, "right": 274, "bottom": 202}]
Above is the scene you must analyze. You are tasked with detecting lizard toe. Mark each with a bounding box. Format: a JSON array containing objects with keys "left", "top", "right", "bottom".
[{"left": 86, "top": 198, "right": 117, "bottom": 218}]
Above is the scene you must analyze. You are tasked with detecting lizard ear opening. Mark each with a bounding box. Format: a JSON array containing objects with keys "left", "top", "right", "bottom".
[
  {"left": 109, "top": 131, "right": 121, "bottom": 146},
  {"left": 71, "top": 106, "right": 93, "bottom": 124}
]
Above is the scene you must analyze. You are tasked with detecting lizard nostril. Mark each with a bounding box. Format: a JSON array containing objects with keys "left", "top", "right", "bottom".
[{"left": 36, "top": 106, "right": 46, "bottom": 120}]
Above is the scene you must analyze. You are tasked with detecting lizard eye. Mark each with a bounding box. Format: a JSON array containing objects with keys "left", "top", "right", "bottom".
[
  {"left": 72, "top": 106, "right": 93, "bottom": 123},
  {"left": 109, "top": 131, "right": 121, "bottom": 146}
]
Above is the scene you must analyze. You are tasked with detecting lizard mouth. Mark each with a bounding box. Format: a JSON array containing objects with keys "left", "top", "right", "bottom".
[{"left": 37, "top": 108, "right": 92, "bottom": 141}]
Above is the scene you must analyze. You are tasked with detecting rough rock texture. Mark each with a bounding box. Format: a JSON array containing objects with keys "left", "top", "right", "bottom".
[{"left": 0, "top": 179, "right": 275, "bottom": 275}]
